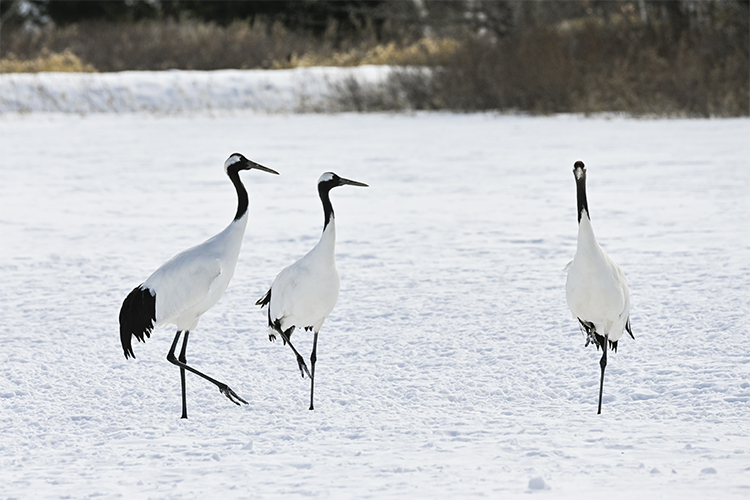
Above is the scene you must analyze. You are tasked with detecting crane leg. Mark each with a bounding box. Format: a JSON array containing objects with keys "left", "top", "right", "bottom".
[
  {"left": 167, "top": 331, "right": 248, "bottom": 415},
  {"left": 309, "top": 330, "right": 319, "bottom": 411},
  {"left": 178, "top": 330, "right": 190, "bottom": 419},
  {"left": 279, "top": 326, "right": 312, "bottom": 379},
  {"left": 597, "top": 336, "right": 608, "bottom": 415}
]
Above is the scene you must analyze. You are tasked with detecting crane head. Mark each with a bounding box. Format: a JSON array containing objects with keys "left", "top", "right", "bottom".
[
  {"left": 318, "top": 172, "right": 368, "bottom": 189},
  {"left": 224, "top": 153, "right": 279, "bottom": 175},
  {"left": 573, "top": 160, "right": 586, "bottom": 180}
]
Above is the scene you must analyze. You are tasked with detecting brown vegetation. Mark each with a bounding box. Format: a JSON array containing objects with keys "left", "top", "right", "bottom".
[
  {"left": 419, "top": 16, "right": 749, "bottom": 117},
  {"left": 1, "top": 1, "right": 747, "bottom": 117},
  {"left": 0, "top": 48, "right": 96, "bottom": 72},
  {"left": 1, "top": 19, "right": 319, "bottom": 71}
]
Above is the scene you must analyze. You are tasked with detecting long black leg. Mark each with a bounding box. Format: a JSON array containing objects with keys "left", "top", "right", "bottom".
[
  {"left": 166, "top": 331, "right": 248, "bottom": 411},
  {"left": 309, "top": 330, "right": 319, "bottom": 411},
  {"left": 178, "top": 331, "right": 190, "bottom": 419},
  {"left": 597, "top": 335, "right": 608, "bottom": 415},
  {"left": 278, "top": 326, "right": 312, "bottom": 379}
]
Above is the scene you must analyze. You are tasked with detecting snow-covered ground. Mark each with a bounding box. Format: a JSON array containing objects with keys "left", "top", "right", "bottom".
[
  {"left": 1, "top": 74, "right": 749, "bottom": 498},
  {"left": 0, "top": 66, "right": 392, "bottom": 114}
]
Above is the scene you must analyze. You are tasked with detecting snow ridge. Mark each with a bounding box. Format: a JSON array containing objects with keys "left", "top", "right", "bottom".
[{"left": 0, "top": 66, "right": 392, "bottom": 114}]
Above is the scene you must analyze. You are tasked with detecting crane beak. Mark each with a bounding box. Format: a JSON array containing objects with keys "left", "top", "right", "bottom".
[
  {"left": 247, "top": 160, "right": 279, "bottom": 175},
  {"left": 339, "top": 177, "right": 368, "bottom": 188}
]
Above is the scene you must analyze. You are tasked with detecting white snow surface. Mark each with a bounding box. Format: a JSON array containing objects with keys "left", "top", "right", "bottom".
[
  {"left": 1, "top": 101, "right": 749, "bottom": 497},
  {"left": 0, "top": 66, "right": 392, "bottom": 114}
]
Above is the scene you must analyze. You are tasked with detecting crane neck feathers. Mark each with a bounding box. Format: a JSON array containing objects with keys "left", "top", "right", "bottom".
[
  {"left": 227, "top": 166, "right": 249, "bottom": 221},
  {"left": 313, "top": 217, "right": 337, "bottom": 259},
  {"left": 576, "top": 212, "right": 600, "bottom": 251},
  {"left": 576, "top": 175, "right": 590, "bottom": 223},
  {"left": 319, "top": 182, "right": 335, "bottom": 230},
  {"left": 316, "top": 182, "right": 337, "bottom": 256}
]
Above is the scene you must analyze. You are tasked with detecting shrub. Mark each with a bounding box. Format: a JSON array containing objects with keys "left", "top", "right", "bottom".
[
  {"left": 0, "top": 49, "right": 96, "bottom": 73},
  {"left": 1, "top": 2, "right": 747, "bottom": 116},
  {"left": 375, "top": 15, "right": 749, "bottom": 117}
]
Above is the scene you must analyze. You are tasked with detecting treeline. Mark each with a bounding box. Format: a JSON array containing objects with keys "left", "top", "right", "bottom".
[{"left": 1, "top": 0, "right": 747, "bottom": 117}]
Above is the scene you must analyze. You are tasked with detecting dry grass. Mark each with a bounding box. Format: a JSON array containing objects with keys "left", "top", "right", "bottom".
[
  {"left": 0, "top": 49, "right": 96, "bottom": 73},
  {"left": 275, "top": 37, "right": 460, "bottom": 69},
  {"left": 0, "top": 19, "right": 318, "bottom": 71},
  {"left": 1, "top": 12, "right": 746, "bottom": 117},
  {"left": 0, "top": 19, "right": 460, "bottom": 72},
  {"left": 371, "top": 17, "right": 749, "bottom": 117}
]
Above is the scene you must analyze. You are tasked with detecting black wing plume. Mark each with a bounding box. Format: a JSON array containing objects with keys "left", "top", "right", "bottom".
[{"left": 119, "top": 285, "right": 156, "bottom": 359}]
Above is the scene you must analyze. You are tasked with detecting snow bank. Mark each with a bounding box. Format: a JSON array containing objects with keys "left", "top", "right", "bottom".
[{"left": 0, "top": 66, "right": 393, "bottom": 114}]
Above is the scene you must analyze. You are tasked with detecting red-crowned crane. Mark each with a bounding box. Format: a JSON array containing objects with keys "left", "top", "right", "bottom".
[
  {"left": 257, "top": 172, "right": 368, "bottom": 410},
  {"left": 119, "top": 153, "right": 279, "bottom": 419},
  {"left": 565, "top": 161, "right": 633, "bottom": 414}
]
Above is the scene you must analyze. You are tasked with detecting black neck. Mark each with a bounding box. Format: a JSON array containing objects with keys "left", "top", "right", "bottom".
[
  {"left": 576, "top": 175, "right": 589, "bottom": 223},
  {"left": 228, "top": 166, "right": 248, "bottom": 221},
  {"left": 319, "top": 183, "right": 334, "bottom": 230}
]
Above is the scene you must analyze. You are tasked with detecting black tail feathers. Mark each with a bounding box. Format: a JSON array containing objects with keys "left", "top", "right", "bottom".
[
  {"left": 256, "top": 288, "right": 274, "bottom": 332},
  {"left": 579, "top": 317, "right": 631, "bottom": 353},
  {"left": 256, "top": 288, "right": 271, "bottom": 308},
  {"left": 256, "top": 288, "right": 288, "bottom": 342},
  {"left": 119, "top": 285, "right": 156, "bottom": 359}
]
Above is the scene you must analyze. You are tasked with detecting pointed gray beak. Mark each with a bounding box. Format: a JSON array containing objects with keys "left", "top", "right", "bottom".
[
  {"left": 339, "top": 177, "right": 368, "bottom": 187},
  {"left": 248, "top": 160, "right": 279, "bottom": 175}
]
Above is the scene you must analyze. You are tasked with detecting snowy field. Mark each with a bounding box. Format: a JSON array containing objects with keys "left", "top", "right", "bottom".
[
  {"left": 1, "top": 103, "right": 749, "bottom": 497},
  {"left": 0, "top": 66, "right": 391, "bottom": 114}
]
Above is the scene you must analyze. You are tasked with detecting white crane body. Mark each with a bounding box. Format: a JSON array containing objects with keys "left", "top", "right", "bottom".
[
  {"left": 144, "top": 216, "right": 247, "bottom": 332},
  {"left": 267, "top": 222, "right": 340, "bottom": 337},
  {"left": 566, "top": 212, "right": 630, "bottom": 343}
]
